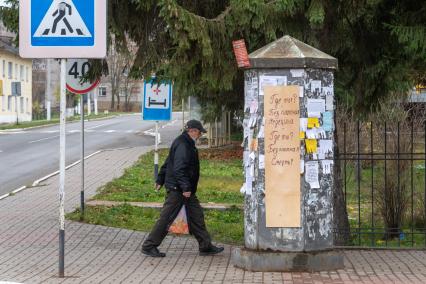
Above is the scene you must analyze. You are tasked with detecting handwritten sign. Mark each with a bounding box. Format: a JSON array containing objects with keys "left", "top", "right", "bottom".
[{"left": 264, "top": 86, "right": 301, "bottom": 227}]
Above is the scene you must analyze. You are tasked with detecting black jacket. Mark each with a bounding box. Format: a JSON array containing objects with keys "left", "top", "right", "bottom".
[{"left": 156, "top": 131, "right": 200, "bottom": 193}]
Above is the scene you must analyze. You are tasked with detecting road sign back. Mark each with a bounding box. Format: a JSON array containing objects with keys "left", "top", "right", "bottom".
[{"left": 19, "top": 0, "right": 106, "bottom": 58}]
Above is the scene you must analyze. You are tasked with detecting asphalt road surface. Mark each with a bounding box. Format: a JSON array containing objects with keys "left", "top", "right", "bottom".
[{"left": 0, "top": 113, "right": 183, "bottom": 195}]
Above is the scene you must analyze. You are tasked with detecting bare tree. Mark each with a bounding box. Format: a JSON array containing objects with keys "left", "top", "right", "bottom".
[{"left": 106, "top": 35, "right": 138, "bottom": 111}]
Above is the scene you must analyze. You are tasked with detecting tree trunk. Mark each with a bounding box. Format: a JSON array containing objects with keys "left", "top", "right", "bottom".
[{"left": 333, "top": 119, "right": 351, "bottom": 246}]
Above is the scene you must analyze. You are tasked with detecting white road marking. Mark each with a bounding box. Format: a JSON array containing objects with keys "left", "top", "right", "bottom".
[
  {"left": 28, "top": 135, "right": 60, "bottom": 144},
  {"left": 87, "top": 123, "right": 109, "bottom": 130},
  {"left": 104, "top": 130, "right": 116, "bottom": 133}
]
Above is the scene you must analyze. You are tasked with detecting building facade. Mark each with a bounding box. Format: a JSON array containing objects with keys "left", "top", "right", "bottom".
[
  {"left": 96, "top": 78, "right": 143, "bottom": 112},
  {"left": 0, "top": 38, "right": 33, "bottom": 123}
]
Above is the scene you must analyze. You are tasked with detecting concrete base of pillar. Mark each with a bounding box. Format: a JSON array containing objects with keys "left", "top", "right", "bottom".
[{"left": 231, "top": 248, "right": 344, "bottom": 272}]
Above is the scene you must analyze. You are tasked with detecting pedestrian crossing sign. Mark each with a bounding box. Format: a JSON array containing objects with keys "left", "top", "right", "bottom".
[{"left": 19, "top": 0, "right": 106, "bottom": 58}]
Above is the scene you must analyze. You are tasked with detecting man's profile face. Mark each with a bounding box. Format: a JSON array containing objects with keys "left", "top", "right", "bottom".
[{"left": 188, "top": 128, "right": 202, "bottom": 140}]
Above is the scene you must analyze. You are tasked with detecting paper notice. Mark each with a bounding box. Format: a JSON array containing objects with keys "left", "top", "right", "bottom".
[
  {"left": 299, "top": 86, "right": 304, "bottom": 97},
  {"left": 300, "top": 160, "right": 305, "bottom": 174},
  {"left": 321, "top": 160, "right": 334, "bottom": 174},
  {"left": 307, "top": 117, "right": 320, "bottom": 129},
  {"left": 319, "top": 140, "right": 333, "bottom": 155},
  {"left": 250, "top": 100, "right": 258, "bottom": 114},
  {"left": 305, "top": 139, "right": 318, "bottom": 154},
  {"left": 300, "top": 118, "right": 308, "bottom": 132},
  {"left": 259, "top": 75, "right": 287, "bottom": 96},
  {"left": 306, "top": 129, "right": 317, "bottom": 139},
  {"left": 299, "top": 131, "right": 305, "bottom": 139},
  {"left": 325, "top": 95, "right": 334, "bottom": 111},
  {"left": 307, "top": 99, "right": 325, "bottom": 118},
  {"left": 322, "top": 86, "right": 334, "bottom": 96},
  {"left": 290, "top": 69, "right": 304, "bottom": 78},
  {"left": 310, "top": 80, "right": 322, "bottom": 94},
  {"left": 245, "top": 176, "right": 253, "bottom": 195},
  {"left": 322, "top": 111, "right": 334, "bottom": 132},
  {"left": 240, "top": 183, "right": 246, "bottom": 195},
  {"left": 259, "top": 154, "right": 265, "bottom": 169},
  {"left": 305, "top": 161, "right": 320, "bottom": 189}
]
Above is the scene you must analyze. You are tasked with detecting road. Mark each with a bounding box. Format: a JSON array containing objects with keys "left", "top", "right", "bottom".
[{"left": 0, "top": 113, "right": 183, "bottom": 195}]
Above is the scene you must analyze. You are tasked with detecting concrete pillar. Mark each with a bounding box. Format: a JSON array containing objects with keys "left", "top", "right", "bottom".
[
  {"left": 232, "top": 36, "right": 343, "bottom": 272},
  {"left": 94, "top": 87, "right": 98, "bottom": 115}
]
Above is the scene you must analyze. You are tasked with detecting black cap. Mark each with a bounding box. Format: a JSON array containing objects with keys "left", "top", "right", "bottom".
[{"left": 185, "top": 119, "right": 207, "bottom": 133}]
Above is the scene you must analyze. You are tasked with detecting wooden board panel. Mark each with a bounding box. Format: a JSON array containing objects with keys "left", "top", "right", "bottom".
[{"left": 264, "top": 85, "right": 301, "bottom": 227}]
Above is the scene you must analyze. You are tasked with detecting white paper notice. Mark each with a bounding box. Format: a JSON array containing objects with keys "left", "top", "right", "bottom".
[
  {"left": 240, "top": 183, "right": 246, "bottom": 195},
  {"left": 305, "top": 161, "right": 320, "bottom": 189},
  {"left": 321, "top": 160, "right": 334, "bottom": 174},
  {"left": 257, "top": 120, "right": 265, "bottom": 138},
  {"left": 307, "top": 99, "right": 325, "bottom": 118},
  {"left": 306, "top": 129, "right": 317, "bottom": 139},
  {"left": 259, "top": 154, "right": 265, "bottom": 169},
  {"left": 300, "top": 160, "right": 305, "bottom": 174},
  {"left": 322, "top": 86, "right": 334, "bottom": 96},
  {"left": 250, "top": 100, "right": 258, "bottom": 114},
  {"left": 245, "top": 177, "right": 253, "bottom": 195},
  {"left": 299, "top": 86, "right": 304, "bottom": 97},
  {"left": 300, "top": 118, "right": 308, "bottom": 132},
  {"left": 310, "top": 80, "right": 322, "bottom": 93},
  {"left": 290, "top": 69, "right": 304, "bottom": 78},
  {"left": 319, "top": 140, "right": 333, "bottom": 155},
  {"left": 326, "top": 95, "right": 334, "bottom": 111},
  {"left": 259, "top": 75, "right": 287, "bottom": 96}
]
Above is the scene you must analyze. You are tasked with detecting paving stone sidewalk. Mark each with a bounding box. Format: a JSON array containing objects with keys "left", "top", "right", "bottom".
[{"left": 0, "top": 146, "right": 426, "bottom": 283}]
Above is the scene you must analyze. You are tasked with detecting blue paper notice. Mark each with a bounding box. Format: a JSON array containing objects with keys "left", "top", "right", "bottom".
[{"left": 322, "top": 111, "right": 334, "bottom": 132}]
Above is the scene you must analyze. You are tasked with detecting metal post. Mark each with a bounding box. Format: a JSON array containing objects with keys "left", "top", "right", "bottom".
[
  {"left": 46, "top": 59, "right": 51, "bottom": 121},
  {"left": 80, "top": 94, "right": 85, "bottom": 217},
  {"left": 154, "top": 121, "right": 159, "bottom": 180},
  {"left": 228, "top": 111, "right": 231, "bottom": 144},
  {"left": 59, "top": 59, "right": 66, "bottom": 278}
]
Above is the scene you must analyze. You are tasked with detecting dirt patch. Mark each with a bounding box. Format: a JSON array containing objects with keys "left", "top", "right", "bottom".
[{"left": 199, "top": 143, "right": 243, "bottom": 161}]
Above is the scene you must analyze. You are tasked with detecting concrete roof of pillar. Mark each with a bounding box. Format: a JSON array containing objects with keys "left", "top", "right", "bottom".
[{"left": 249, "top": 35, "right": 338, "bottom": 69}]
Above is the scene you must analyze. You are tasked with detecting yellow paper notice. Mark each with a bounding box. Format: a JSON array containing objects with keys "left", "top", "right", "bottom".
[
  {"left": 305, "top": 139, "right": 317, "bottom": 154},
  {"left": 307, "top": 117, "right": 319, "bottom": 129},
  {"left": 299, "top": 131, "right": 305, "bottom": 139}
]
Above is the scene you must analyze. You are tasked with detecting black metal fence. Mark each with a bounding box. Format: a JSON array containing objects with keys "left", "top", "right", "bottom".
[{"left": 336, "top": 121, "right": 426, "bottom": 248}]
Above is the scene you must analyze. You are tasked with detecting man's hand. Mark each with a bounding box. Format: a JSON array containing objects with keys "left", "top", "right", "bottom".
[
  {"left": 155, "top": 183, "right": 162, "bottom": 191},
  {"left": 182, "top": 191, "right": 191, "bottom": 198}
]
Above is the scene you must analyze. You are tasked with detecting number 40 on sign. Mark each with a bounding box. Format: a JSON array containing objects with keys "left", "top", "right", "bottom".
[{"left": 66, "top": 59, "right": 99, "bottom": 95}]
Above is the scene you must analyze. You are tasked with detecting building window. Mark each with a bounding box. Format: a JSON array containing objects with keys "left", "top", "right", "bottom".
[
  {"left": 98, "top": 86, "right": 107, "bottom": 97},
  {"left": 8, "top": 62, "right": 12, "bottom": 79},
  {"left": 20, "top": 97, "right": 24, "bottom": 113},
  {"left": 20, "top": 65, "right": 24, "bottom": 81},
  {"left": 26, "top": 67, "right": 29, "bottom": 82},
  {"left": 7, "top": 96, "right": 12, "bottom": 111},
  {"left": 15, "top": 63, "right": 18, "bottom": 79}
]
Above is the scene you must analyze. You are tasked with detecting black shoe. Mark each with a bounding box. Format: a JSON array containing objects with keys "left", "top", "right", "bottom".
[
  {"left": 199, "top": 245, "right": 224, "bottom": 256},
  {"left": 142, "top": 247, "right": 166, "bottom": 257}
]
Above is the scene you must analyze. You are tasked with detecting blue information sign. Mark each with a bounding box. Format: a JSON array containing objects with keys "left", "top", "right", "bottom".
[{"left": 142, "top": 79, "right": 173, "bottom": 121}]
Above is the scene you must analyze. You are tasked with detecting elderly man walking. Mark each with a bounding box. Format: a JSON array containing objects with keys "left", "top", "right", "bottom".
[{"left": 142, "top": 120, "right": 224, "bottom": 257}]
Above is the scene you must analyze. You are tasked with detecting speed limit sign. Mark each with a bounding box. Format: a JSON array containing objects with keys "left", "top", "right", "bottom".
[{"left": 66, "top": 59, "right": 100, "bottom": 94}]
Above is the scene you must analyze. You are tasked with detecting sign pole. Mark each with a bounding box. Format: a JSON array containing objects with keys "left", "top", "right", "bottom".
[
  {"left": 154, "top": 121, "right": 159, "bottom": 180},
  {"left": 59, "top": 58, "right": 66, "bottom": 278},
  {"left": 80, "top": 94, "right": 85, "bottom": 217}
]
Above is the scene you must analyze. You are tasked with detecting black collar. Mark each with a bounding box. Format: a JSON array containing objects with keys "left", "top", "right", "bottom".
[{"left": 182, "top": 131, "right": 195, "bottom": 147}]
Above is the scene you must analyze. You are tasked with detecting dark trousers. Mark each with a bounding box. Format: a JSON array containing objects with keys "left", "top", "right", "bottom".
[{"left": 142, "top": 190, "right": 212, "bottom": 250}]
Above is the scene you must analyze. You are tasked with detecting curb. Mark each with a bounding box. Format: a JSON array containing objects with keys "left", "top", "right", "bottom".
[
  {"left": 0, "top": 150, "right": 103, "bottom": 202},
  {"left": 0, "top": 114, "right": 124, "bottom": 133}
]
